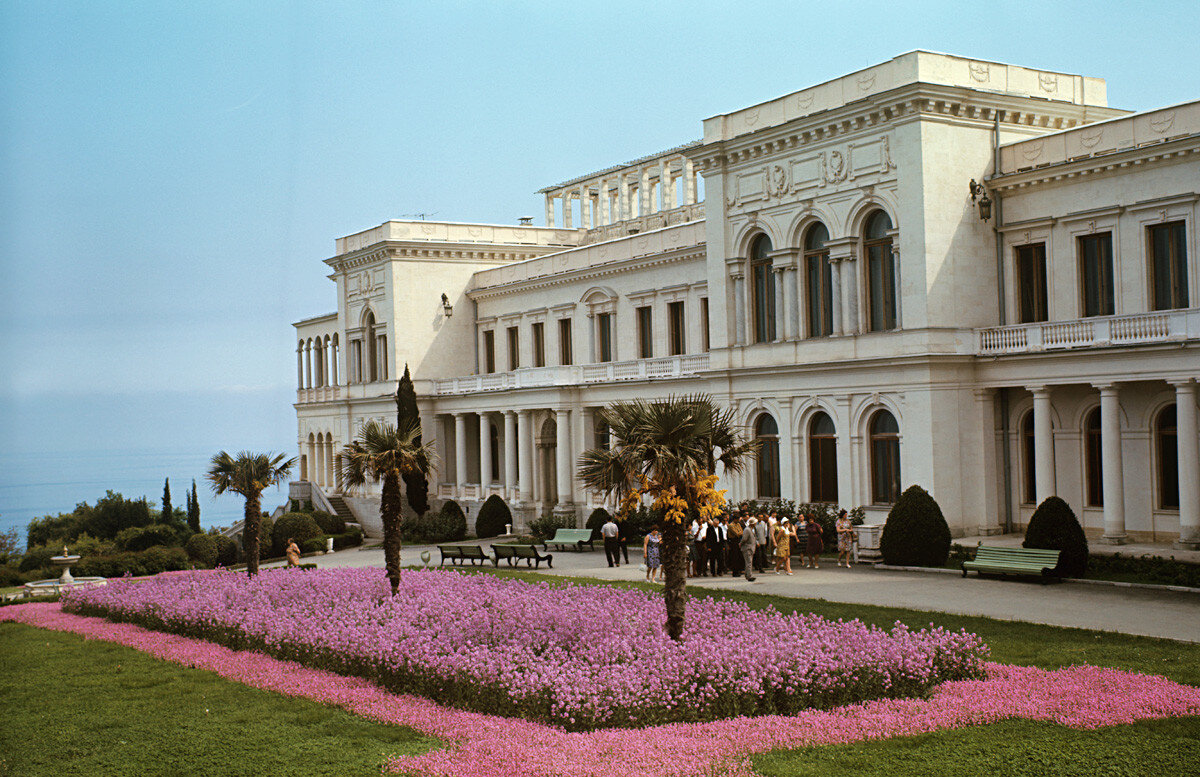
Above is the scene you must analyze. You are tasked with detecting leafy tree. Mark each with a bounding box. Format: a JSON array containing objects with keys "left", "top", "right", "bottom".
[
  {"left": 396, "top": 365, "right": 430, "bottom": 518},
  {"left": 162, "top": 479, "right": 172, "bottom": 525},
  {"left": 205, "top": 451, "right": 295, "bottom": 577},
  {"left": 340, "top": 420, "right": 434, "bottom": 595},
  {"left": 81, "top": 492, "right": 153, "bottom": 540},
  {"left": 187, "top": 479, "right": 202, "bottom": 534},
  {"left": 578, "top": 394, "right": 755, "bottom": 640},
  {"left": 0, "top": 526, "right": 19, "bottom": 565}
]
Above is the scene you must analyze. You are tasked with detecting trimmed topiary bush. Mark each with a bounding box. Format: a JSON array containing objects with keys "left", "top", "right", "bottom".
[
  {"left": 311, "top": 511, "right": 345, "bottom": 535},
  {"left": 879, "top": 485, "right": 952, "bottom": 567},
  {"left": 434, "top": 500, "right": 467, "bottom": 542},
  {"left": 475, "top": 495, "right": 511, "bottom": 538},
  {"left": 214, "top": 535, "right": 238, "bottom": 567},
  {"left": 270, "top": 513, "right": 324, "bottom": 558},
  {"left": 184, "top": 533, "right": 218, "bottom": 568},
  {"left": 586, "top": 508, "right": 612, "bottom": 541},
  {"left": 1023, "top": 496, "right": 1089, "bottom": 577},
  {"left": 333, "top": 526, "right": 363, "bottom": 550}
]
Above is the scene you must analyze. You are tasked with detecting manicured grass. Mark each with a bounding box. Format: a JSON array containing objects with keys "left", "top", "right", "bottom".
[
  {"left": 467, "top": 567, "right": 1200, "bottom": 686},
  {"left": 752, "top": 716, "right": 1200, "bottom": 776},
  {"left": 0, "top": 622, "right": 440, "bottom": 777}
]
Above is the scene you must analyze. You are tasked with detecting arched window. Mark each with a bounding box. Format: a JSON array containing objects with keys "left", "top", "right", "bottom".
[
  {"left": 1084, "top": 407, "right": 1103, "bottom": 507},
  {"left": 1156, "top": 404, "right": 1179, "bottom": 509},
  {"left": 331, "top": 334, "right": 340, "bottom": 385},
  {"left": 755, "top": 413, "right": 781, "bottom": 498},
  {"left": 1021, "top": 411, "right": 1036, "bottom": 505},
  {"left": 364, "top": 310, "right": 378, "bottom": 382},
  {"left": 804, "top": 223, "right": 833, "bottom": 337},
  {"left": 808, "top": 411, "right": 837, "bottom": 502},
  {"left": 869, "top": 409, "right": 900, "bottom": 504},
  {"left": 313, "top": 339, "right": 324, "bottom": 387},
  {"left": 864, "top": 211, "right": 897, "bottom": 332},
  {"left": 750, "top": 234, "right": 776, "bottom": 343}
]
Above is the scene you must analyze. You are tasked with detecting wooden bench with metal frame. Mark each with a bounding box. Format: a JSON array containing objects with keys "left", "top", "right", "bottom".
[
  {"left": 543, "top": 528, "right": 596, "bottom": 552},
  {"left": 438, "top": 544, "right": 490, "bottom": 567},
  {"left": 492, "top": 543, "right": 554, "bottom": 569},
  {"left": 962, "top": 545, "right": 1062, "bottom": 583}
]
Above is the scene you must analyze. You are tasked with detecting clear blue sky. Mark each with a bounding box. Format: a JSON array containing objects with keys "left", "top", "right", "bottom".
[{"left": 1, "top": 1, "right": 1197, "bottom": 525}]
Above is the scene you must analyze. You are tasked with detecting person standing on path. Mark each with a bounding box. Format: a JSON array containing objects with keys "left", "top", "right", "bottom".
[
  {"left": 739, "top": 517, "right": 758, "bottom": 581},
  {"left": 752, "top": 513, "right": 769, "bottom": 572},
  {"left": 285, "top": 537, "right": 301, "bottom": 568},
  {"left": 804, "top": 513, "right": 825, "bottom": 569},
  {"left": 643, "top": 525, "right": 662, "bottom": 583},
  {"left": 616, "top": 516, "right": 630, "bottom": 565},
  {"left": 836, "top": 509, "right": 854, "bottom": 567},
  {"left": 774, "top": 520, "right": 794, "bottom": 575},
  {"left": 601, "top": 517, "right": 621, "bottom": 567}
]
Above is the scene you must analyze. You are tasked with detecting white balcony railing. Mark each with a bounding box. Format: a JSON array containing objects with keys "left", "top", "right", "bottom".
[
  {"left": 979, "top": 309, "right": 1199, "bottom": 355},
  {"left": 296, "top": 385, "right": 342, "bottom": 404},
  {"left": 432, "top": 353, "right": 710, "bottom": 395}
]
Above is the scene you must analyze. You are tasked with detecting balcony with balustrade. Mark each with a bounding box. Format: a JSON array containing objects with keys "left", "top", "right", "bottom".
[
  {"left": 978, "top": 308, "right": 1200, "bottom": 355},
  {"left": 429, "top": 353, "right": 711, "bottom": 396}
]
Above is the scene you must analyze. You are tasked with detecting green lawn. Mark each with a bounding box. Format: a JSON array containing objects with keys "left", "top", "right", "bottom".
[{"left": 0, "top": 622, "right": 440, "bottom": 777}]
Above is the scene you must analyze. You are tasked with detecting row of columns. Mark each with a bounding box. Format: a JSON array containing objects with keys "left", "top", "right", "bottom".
[
  {"left": 544, "top": 157, "right": 699, "bottom": 229},
  {"left": 298, "top": 337, "right": 340, "bottom": 389},
  {"left": 305, "top": 433, "right": 336, "bottom": 490},
  {"left": 1025, "top": 380, "right": 1199, "bottom": 547}
]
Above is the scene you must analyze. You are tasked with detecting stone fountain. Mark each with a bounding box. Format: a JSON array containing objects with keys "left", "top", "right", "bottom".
[{"left": 21, "top": 546, "right": 107, "bottom": 598}]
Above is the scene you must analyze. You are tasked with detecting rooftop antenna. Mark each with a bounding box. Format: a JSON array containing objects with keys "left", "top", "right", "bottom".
[{"left": 399, "top": 212, "right": 437, "bottom": 220}]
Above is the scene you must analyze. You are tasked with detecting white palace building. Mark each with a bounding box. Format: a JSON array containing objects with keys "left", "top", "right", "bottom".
[{"left": 293, "top": 51, "right": 1199, "bottom": 547}]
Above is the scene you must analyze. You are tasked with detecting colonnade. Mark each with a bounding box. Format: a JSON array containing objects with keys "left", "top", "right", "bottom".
[
  {"left": 544, "top": 156, "right": 700, "bottom": 229},
  {"left": 298, "top": 335, "right": 340, "bottom": 389},
  {"left": 304, "top": 432, "right": 338, "bottom": 491}
]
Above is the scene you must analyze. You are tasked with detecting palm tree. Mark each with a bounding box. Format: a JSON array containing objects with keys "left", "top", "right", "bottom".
[
  {"left": 339, "top": 419, "right": 433, "bottom": 595},
  {"left": 206, "top": 451, "right": 295, "bottom": 577},
  {"left": 578, "top": 394, "right": 755, "bottom": 640}
]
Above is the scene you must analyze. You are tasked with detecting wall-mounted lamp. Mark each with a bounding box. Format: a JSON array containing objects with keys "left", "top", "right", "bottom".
[
  {"left": 968, "top": 179, "right": 993, "bottom": 222},
  {"left": 441, "top": 293, "right": 453, "bottom": 317}
]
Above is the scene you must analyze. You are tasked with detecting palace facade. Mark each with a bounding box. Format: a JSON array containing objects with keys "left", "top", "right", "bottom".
[{"left": 293, "top": 51, "right": 1199, "bottom": 547}]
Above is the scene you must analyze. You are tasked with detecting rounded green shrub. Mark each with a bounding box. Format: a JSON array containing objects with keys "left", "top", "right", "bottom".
[
  {"left": 879, "top": 485, "right": 952, "bottom": 567},
  {"left": 312, "top": 511, "right": 345, "bottom": 535},
  {"left": 115, "top": 524, "right": 180, "bottom": 552},
  {"left": 214, "top": 535, "right": 238, "bottom": 567},
  {"left": 435, "top": 500, "right": 467, "bottom": 542},
  {"left": 1023, "top": 496, "right": 1089, "bottom": 577},
  {"left": 184, "top": 533, "right": 218, "bottom": 568},
  {"left": 270, "top": 513, "right": 324, "bottom": 558},
  {"left": 475, "top": 495, "right": 511, "bottom": 538},
  {"left": 333, "top": 527, "right": 363, "bottom": 550},
  {"left": 586, "top": 508, "right": 612, "bottom": 540}
]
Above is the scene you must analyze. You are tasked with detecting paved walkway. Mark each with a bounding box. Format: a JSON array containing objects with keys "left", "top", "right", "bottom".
[{"left": 278, "top": 541, "right": 1200, "bottom": 644}]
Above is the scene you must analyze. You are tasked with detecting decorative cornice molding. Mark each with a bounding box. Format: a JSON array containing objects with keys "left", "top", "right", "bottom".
[
  {"left": 989, "top": 134, "right": 1200, "bottom": 192},
  {"left": 467, "top": 247, "right": 705, "bottom": 301}
]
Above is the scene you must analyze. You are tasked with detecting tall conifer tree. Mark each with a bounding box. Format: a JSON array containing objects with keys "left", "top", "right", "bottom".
[
  {"left": 396, "top": 365, "right": 430, "bottom": 516},
  {"left": 188, "top": 479, "right": 202, "bottom": 533},
  {"left": 162, "top": 478, "right": 172, "bottom": 523}
]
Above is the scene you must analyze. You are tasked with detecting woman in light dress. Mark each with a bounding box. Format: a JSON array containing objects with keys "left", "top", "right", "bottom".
[
  {"left": 285, "top": 537, "right": 301, "bottom": 567},
  {"left": 643, "top": 525, "right": 662, "bottom": 582},
  {"left": 836, "top": 509, "right": 855, "bottom": 567},
  {"left": 773, "top": 520, "right": 794, "bottom": 575}
]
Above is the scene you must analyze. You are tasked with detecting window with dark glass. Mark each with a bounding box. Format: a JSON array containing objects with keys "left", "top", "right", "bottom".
[
  {"left": 668, "top": 301, "right": 685, "bottom": 356},
  {"left": 1021, "top": 411, "right": 1036, "bottom": 505},
  {"left": 869, "top": 409, "right": 901, "bottom": 504},
  {"left": 507, "top": 326, "right": 519, "bottom": 370},
  {"left": 804, "top": 223, "right": 834, "bottom": 337},
  {"left": 532, "top": 322, "right": 545, "bottom": 368},
  {"left": 364, "top": 310, "right": 378, "bottom": 381},
  {"left": 595, "top": 419, "right": 610, "bottom": 450},
  {"left": 864, "top": 211, "right": 897, "bottom": 332},
  {"left": 1149, "top": 221, "right": 1189, "bottom": 310},
  {"left": 558, "top": 318, "right": 573, "bottom": 365},
  {"left": 755, "top": 414, "right": 781, "bottom": 498},
  {"left": 489, "top": 422, "right": 501, "bottom": 482},
  {"left": 483, "top": 330, "right": 495, "bottom": 373},
  {"left": 700, "top": 297, "right": 710, "bottom": 352},
  {"left": 636, "top": 306, "right": 653, "bottom": 358},
  {"left": 1085, "top": 407, "right": 1103, "bottom": 507},
  {"left": 1015, "top": 243, "right": 1049, "bottom": 323},
  {"left": 750, "top": 234, "right": 776, "bottom": 342},
  {"left": 1079, "top": 233, "right": 1114, "bottom": 317},
  {"left": 1157, "top": 404, "right": 1179, "bottom": 509},
  {"left": 808, "top": 412, "right": 838, "bottom": 502},
  {"left": 598, "top": 312, "right": 613, "bottom": 362}
]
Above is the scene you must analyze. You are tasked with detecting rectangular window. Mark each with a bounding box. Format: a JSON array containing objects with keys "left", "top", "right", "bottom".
[
  {"left": 483, "top": 330, "right": 495, "bottom": 373},
  {"left": 350, "top": 340, "right": 362, "bottom": 383},
  {"left": 507, "top": 326, "right": 519, "bottom": 370},
  {"left": 1015, "top": 243, "right": 1049, "bottom": 323},
  {"left": 598, "top": 312, "right": 613, "bottom": 362},
  {"left": 1079, "top": 233, "right": 1114, "bottom": 317},
  {"left": 636, "top": 306, "right": 653, "bottom": 358},
  {"left": 531, "top": 322, "right": 545, "bottom": 368},
  {"left": 806, "top": 253, "right": 834, "bottom": 336},
  {"left": 700, "top": 297, "right": 710, "bottom": 352},
  {"left": 558, "top": 319, "right": 573, "bottom": 366},
  {"left": 1149, "top": 221, "right": 1189, "bottom": 310},
  {"left": 668, "top": 301, "right": 685, "bottom": 356},
  {"left": 377, "top": 335, "right": 388, "bottom": 381},
  {"left": 752, "top": 262, "right": 776, "bottom": 342}
]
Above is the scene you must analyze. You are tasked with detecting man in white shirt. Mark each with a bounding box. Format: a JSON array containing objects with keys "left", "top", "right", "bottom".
[{"left": 601, "top": 517, "right": 621, "bottom": 567}]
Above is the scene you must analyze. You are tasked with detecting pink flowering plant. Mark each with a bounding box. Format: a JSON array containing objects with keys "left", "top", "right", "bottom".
[{"left": 62, "top": 568, "right": 987, "bottom": 730}]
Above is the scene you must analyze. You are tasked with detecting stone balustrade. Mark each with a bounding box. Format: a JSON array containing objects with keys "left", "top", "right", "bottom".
[
  {"left": 430, "top": 353, "right": 711, "bottom": 396},
  {"left": 979, "top": 308, "right": 1200, "bottom": 355}
]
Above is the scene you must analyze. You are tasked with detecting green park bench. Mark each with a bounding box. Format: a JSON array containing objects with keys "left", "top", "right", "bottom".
[
  {"left": 543, "top": 528, "right": 596, "bottom": 552},
  {"left": 438, "top": 544, "right": 490, "bottom": 567},
  {"left": 492, "top": 543, "right": 554, "bottom": 569},
  {"left": 962, "top": 545, "right": 1061, "bottom": 583}
]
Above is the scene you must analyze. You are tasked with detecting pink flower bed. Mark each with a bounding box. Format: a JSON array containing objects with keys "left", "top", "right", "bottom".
[
  {"left": 3, "top": 602, "right": 1199, "bottom": 777},
  {"left": 61, "top": 568, "right": 986, "bottom": 729}
]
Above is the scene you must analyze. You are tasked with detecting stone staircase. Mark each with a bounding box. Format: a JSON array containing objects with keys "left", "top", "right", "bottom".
[{"left": 326, "top": 494, "right": 356, "bottom": 524}]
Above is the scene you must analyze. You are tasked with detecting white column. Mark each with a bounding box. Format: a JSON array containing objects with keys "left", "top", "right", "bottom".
[
  {"left": 663, "top": 161, "right": 675, "bottom": 210},
  {"left": 1174, "top": 380, "right": 1200, "bottom": 548},
  {"left": 555, "top": 408, "right": 572, "bottom": 507},
  {"left": 545, "top": 195, "right": 555, "bottom": 228},
  {"left": 779, "top": 398, "right": 795, "bottom": 499},
  {"left": 454, "top": 413, "right": 468, "bottom": 496},
  {"left": 562, "top": 193, "right": 573, "bottom": 228},
  {"left": 730, "top": 268, "right": 746, "bottom": 346},
  {"left": 479, "top": 412, "right": 492, "bottom": 491},
  {"left": 576, "top": 406, "right": 594, "bottom": 512},
  {"left": 835, "top": 396, "right": 853, "bottom": 506},
  {"left": 517, "top": 410, "right": 533, "bottom": 503},
  {"left": 829, "top": 258, "right": 843, "bottom": 336},
  {"left": 683, "top": 158, "right": 696, "bottom": 204},
  {"left": 315, "top": 437, "right": 325, "bottom": 488},
  {"left": 772, "top": 265, "right": 786, "bottom": 342},
  {"left": 640, "top": 168, "right": 651, "bottom": 216},
  {"left": 587, "top": 312, "right": 597, "bottom": 362},
  {"left": 974, "top": 388, "right": 1001, "bottom": 533},
  {"left": 504, "top": 411, "right": 517, "bottom": 500},
  {"left": 579, "top": 187, "right": 591, "bottom": 229},
  {"left": 1097, "top": 384, "right": 1127, "bottom": 544},
  {"left": 599, "top": 180, "right": 610, "bottom": 225},
  {"left": 304, "top": 343, "right": 313, "bottom": 389},
  {"left": 618, "top": 174, "right": 630, "bottom": 221},
  {"left": 297, "top": 346, "right": 304, "bottom": 389},
  {"left": 1030, "top": 386, "right": 1056, "bottom": 504}
]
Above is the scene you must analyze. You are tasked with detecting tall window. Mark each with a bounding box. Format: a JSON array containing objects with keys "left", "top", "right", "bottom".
[
  {"left": 489, "top": 423, "right": 501, "bottom": 482},
  {"left": 869, "top": 409, "right": 901, "bottom": 504},
  {"left": 1015, "top": 243, "right": 1049, "bottom": 323},
  {"left": 1021, "top": 411, "right": 1036, "bottom": 505},
  {"left": 558, "top": 319, "right": 573, "bottom": 365},
  {"left": 1156, "top": 404, "right": 1179, "bottom": 509},
  {"left": 1149, "top": 221, "right": 1189, "bottom": 310},
  {"left": 350, "top": 339, "right": 362, "bottom": 383},
  {"left": 755, "top": 414, "right": 780, "bottom": 498},
  {"left": 532, "top": 322, "right": 545, "bottom": 368},
  {"left": 636, "top": 306, "right": 653, "bottom": 358},
  {"left": 750, "top": 234, "right": 776, "bottom": 343},
  {"left": 483, "top": 330, "right": 495, "bottom": 373},
  {"left": 668, "top": 301, "right": 685, "bottom": 356},
  {"left": 1084, "top": 407, "right": 1103, "bottom": 507},
  {"left": 700, "top": 297, "right": 710, "bottom": 352},
  {"left": 808, "top": 412, "right": 838, "bottom": 502},
  {"left": 597, "top": 312, "right": 613, "bottom": 362},
  {"left": 804, "top": 222, "right": 834, "bottom": 337},
  {"left": 364, "top": 311, "right": 378, "bottom": 382},
  {"left": 376, "top": 334, "right": 388, "bottom": 381},
  {"left": 864, "top": 211, "right": 897, "bottom": 332},
  {"left": 507, "top": 326, "right": 519, "bottom": 370},
  {"left": 1079, "top": 233, "right": 1114, "bottom": 317}
]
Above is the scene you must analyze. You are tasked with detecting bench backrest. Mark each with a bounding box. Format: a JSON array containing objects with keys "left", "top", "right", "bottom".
[
  {"left": 550, "top": 529, "right": 591, "bottom": 542},
  {"left": 975, "top": 546, "right": 1060, "bottom": 565}
]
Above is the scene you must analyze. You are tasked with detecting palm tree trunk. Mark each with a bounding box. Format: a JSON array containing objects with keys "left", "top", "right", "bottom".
[
  {"left": 661, "top": 518, "right": 688, "bottom": 640},
  {"left": 381, "top": 468, "right": 404, "bottom": 595},
  {"left": 243, "top": 494, "right": 262, "bottom": 577}
]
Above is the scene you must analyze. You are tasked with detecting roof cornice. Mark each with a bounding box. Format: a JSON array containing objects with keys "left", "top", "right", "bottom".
[{"left": 989, "top": 133, "right": 1200, "bottom": 192}]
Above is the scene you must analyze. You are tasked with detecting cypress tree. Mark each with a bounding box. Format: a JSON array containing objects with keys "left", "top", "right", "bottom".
[
  {"left": 162, "top": 478, "right": 172, "bottom": 524},
  {"left": 188, "top": 479, "right": 202, "bottom": 534},
  {"left": 396, "top": 364, "right": 430, "bottom": 517}
]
